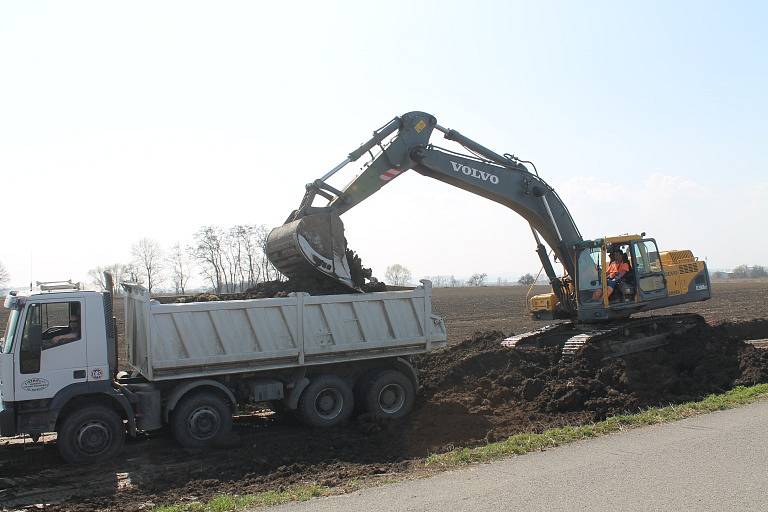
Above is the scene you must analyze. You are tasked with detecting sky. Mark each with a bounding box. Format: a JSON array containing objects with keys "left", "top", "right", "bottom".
[{"left": 0, "top": 1, "right": 766, "bottom": 289}]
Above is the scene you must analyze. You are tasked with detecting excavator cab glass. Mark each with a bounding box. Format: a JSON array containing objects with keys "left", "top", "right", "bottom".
[
  {"left": 631, "top": 239, "right": 668, "bottom": 300},
  {"left": 576, "top": 247, "right": 602, "bottom": 304}
]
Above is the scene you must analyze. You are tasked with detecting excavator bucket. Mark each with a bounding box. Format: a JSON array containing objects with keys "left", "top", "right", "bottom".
[{"left": 266, "top": 212, "right": 356, "bottom": 289}]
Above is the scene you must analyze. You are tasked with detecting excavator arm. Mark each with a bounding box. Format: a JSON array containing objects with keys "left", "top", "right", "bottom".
[{"left": 267, "top": 111, "right": 582, "bottom": 312}]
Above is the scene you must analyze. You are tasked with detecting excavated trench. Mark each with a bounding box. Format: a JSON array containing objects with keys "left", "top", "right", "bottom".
[{"left": 3, "top": 320, "right": 768, "bottom": 511}]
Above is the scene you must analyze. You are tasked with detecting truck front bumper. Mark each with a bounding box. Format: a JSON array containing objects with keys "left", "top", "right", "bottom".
[{"left": 0, "top": 401, "right": 16, "bottom": 437}]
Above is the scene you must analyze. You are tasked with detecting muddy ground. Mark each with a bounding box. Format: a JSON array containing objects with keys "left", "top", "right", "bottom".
[{"left": 1, "top": 282, "right": 768, "bottom": 511}]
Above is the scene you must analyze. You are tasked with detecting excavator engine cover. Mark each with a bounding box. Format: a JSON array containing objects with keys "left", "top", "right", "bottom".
[{"left": 266, "top": 212, "right": 355, "bottom": 289}]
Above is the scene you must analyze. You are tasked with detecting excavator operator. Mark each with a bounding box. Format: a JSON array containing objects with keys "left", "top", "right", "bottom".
[{"left": 593, "top": 247, "right": 630, "bottom": 301}]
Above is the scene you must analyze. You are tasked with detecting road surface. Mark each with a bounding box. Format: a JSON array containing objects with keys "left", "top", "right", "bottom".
[{"left": 273, "top": 400, "right": 768, "bottom": 511}]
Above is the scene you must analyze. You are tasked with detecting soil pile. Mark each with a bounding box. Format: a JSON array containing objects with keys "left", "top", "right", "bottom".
[
  {"left": 405, "top": 319, "right": 768, "bottom": 448},
  {"left": 174, "top": 249, "right": 386, "bottom": 303}
]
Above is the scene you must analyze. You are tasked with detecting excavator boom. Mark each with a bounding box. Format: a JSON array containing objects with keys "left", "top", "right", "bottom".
[{"left": 266, "top": 111, "right": 581, "bottom": 307}]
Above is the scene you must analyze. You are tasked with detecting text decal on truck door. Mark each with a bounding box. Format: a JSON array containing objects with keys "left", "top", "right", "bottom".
[{"left": 22, "top": 378, "right": 49, "bottom": 392}]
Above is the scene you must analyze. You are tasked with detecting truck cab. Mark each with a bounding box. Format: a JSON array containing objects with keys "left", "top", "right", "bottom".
[{"left": 0, "top": 282, "right": 129, "bottom": 463}]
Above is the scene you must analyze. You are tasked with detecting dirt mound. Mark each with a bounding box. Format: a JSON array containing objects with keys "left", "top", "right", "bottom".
[
  {"left": 174, "top": 248, "right": 386, "bottom": 303},
  {"left": 175, "top": 277, "right": 346, "bottom": 303},
  {"left": 405, "top": 320, "right": 768, "bottom": 447}
]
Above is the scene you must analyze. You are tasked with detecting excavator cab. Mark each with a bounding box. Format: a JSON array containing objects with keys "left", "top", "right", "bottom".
[{"left": 570, "top": 236, "right": 660, "bottom": 319}]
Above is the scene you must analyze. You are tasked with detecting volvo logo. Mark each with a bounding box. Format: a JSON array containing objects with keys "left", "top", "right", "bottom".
[{"left": 450, "top": 161, "right": 500, "bottom": 185}]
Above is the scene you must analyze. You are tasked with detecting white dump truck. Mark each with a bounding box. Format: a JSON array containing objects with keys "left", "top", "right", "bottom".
[{"left": 0, "top": 279, "right": 446, "bottom": 464}]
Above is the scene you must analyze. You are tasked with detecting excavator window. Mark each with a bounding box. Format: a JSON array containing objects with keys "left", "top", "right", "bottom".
[
  {"left": 632, "top": 240, "right": 662, "bottom": 276},
  {"left": 632, "top": 240, "right": 666, "bottom": 294},
  {"left": 576, "top": 247, "right": 602, "bottom": 304}
]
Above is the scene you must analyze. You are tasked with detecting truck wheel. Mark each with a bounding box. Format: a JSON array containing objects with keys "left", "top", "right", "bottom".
[
  {"left": 172, "top": 392, "right": 232, "bottom": 449},
  {"left": 297, "top": 375, "right": 353, "bottom": 428},
  {"left": 363, "top": 370, "right": 415, "bottom": 420},
  {"left": 57, "top": 405, "right": 125, "bottom": 465}
]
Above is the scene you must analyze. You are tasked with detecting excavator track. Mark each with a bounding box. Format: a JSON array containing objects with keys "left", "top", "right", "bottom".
[{"left": 502, "top": 314, "right": 706, "bottom": 360}]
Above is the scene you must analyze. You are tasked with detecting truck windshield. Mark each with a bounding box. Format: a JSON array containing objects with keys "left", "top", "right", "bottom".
[{"left": 1, "top": 309, "right": 20, "bottom": 354}]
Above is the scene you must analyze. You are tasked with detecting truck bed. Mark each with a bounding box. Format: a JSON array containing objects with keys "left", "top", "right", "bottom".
[{"left": 124, "top": 281, "right": 446, "bottom": 381}]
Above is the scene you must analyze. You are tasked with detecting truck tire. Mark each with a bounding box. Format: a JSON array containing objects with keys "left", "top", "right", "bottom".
[
  {"left": 297, "top": 374, "right": 353, "bottom": 428},
  {"left": 363, "top": 369, "right": 415, "bottom": 420},
  {"left": 57, "top": 405, "right": 125, "bottom": 465},
  {"left": 171, "top": 391, "right": 232, "bottom": 449}
]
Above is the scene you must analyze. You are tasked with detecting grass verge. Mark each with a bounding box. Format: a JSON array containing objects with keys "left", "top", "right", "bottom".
[
  {"left": 153, "top": 384, "right": 768, "bottom": 512},
  {"left": 152, "top": 484, "right": 331, "bottom": 512},
  {"left": 426, "top": 384, "right": 768, "bottom": 466}
]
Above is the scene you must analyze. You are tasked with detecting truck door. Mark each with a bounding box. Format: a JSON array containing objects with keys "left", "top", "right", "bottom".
[
  {"left": 14, "top": 299, "right": 87, "bottom": 401},
  {"left": 631, "top": 239, "right": 668, "bottom": 302}
]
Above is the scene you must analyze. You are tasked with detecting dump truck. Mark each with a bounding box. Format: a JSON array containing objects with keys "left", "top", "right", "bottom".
[{"left": 0, "top": 278, "right": 446, "bottom": 464}]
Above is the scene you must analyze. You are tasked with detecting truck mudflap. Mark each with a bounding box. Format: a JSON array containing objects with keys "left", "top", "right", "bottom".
[{"left": 0, "top": 401, "right": 16, "bottom": 437}]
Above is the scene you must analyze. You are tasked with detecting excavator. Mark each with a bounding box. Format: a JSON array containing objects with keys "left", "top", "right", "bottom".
[{"left": 266, "top": 111, "right": 711, "bottom": 358}]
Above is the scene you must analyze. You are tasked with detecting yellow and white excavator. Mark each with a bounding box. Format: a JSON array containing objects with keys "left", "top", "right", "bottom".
[{"left": 266, "top": 112, "right": 711, "bottom": 358}]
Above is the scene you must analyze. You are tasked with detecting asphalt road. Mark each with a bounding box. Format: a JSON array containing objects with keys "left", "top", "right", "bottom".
[{"left": 273, "top": 400, "right": 768, "bottom": 512}]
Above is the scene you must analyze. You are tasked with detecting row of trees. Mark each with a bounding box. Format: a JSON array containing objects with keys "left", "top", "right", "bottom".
[
  {"left": 421, "top": 272, "right": 537, "bottom": 287},
  {"left": 88, "top": 224, "right": 281, "bottom": 294},
  {"left": 712, "top": 265, "right": 768, "bottom": 280},
  {"left": 190, "top": 225, "right": 278, "bottom": 294}
]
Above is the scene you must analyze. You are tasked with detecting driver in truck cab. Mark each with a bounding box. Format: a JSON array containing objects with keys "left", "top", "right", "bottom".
[
  {"left": 592, "top": 248, "right": 630, "bottom": 301},
  {"left": 44, "top": 305, "right": 81, "bottom": 349}
]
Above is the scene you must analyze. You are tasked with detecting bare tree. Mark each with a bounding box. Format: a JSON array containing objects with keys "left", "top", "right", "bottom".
[
  {"left": 0, "top": 261, "right": 9, "bottom": 286},
  {"left": 518, "top": 273, "right": 536, "bottom": 286},
  {"left": 191, "top": 224, "right": 282, "bottom": 294},
  {"left": 466, "top": 272, "right": 488, "bottom": 286},
  {"left": 236, "top": 225, "right": 262, "bottom": 288},
  {"left": 192, "top": 226, "right": 225, "bottom": 293},
  {"left": 121, "top": 263, "right": 143, "bottom": 285},
  {"left": 132, "top": 238, "right": 164, "bottom": 294},
  {"left": 254, "top": 225, "right": 281, "bottom": 282},
  {"left": 167, "top": 243, "right": 192, "bottom": 295},
  {"left": 385, "top": 264, "right": 412, "bottom": 286},
  {"left": 424, "top": 275, "right": 449, "bottom": 287}
]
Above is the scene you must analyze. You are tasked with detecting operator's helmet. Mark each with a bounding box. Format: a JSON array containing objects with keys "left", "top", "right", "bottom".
[{"left": 608, "top": 244, "right": 623, "bottom": 258}]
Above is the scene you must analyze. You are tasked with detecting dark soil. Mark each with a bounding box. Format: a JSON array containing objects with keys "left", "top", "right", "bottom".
[
  {"left": 3, "top": 320, "right": 768, "bottom": 511},
  {"left": 172, "top": 249, "right": 386, "bottom": 303},
  {"left": 413, "top": 319, "right": 768, "bottom": 446}
]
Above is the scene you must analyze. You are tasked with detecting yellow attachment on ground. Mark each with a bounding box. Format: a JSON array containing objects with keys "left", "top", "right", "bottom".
[{"left": 529, "top": 292, "right": 557, "bottom": 318}]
